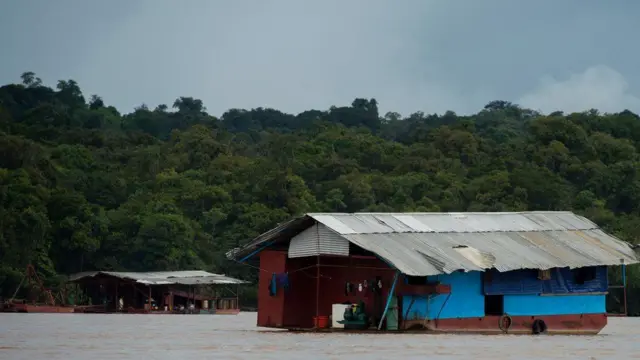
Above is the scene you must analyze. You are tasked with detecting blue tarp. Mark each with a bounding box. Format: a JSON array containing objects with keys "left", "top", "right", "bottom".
[{"left": 483, "top": 266, "right": 607, "bottom": 295}]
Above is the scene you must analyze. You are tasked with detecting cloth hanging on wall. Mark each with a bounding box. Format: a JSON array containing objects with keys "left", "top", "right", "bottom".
[
  {"left": 345, "top": 281, "right": 352, "bottom": 296},
  {"left": 538, "top": 269, "right": 551, "bottom": 281},
  {"left": 376, "top": 276, "right": 383, "bottom": 293},
  {"left": 269, "top": 273, "right": 277, "bottom": 296},
  {"left": 276, "top": 273, "right": 290, "bottom": 291}
]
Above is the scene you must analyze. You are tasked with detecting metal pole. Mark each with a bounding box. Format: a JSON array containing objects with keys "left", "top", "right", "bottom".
[
  {"left": 315, "top": 224, "right": 320, "bottom": 329},
  {"left": 315, "top": 255, "right": 320, "bottom": 328},
  {"left": 378, "top": 271, "right": 399, "bottom": 330},
  {"left": 623, "top": 263, "right": 628, "bottom": 316},
  {"left": 115, "top": 280, "right": 118, "bottom": 313}
]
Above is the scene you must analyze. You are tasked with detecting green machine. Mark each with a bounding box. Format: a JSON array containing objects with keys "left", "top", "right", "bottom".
[
  {"left": 385, "top": 296, "right": 398, "bottom": 330},
  {"left": 337, "top": 301, "right": 370, "bottom": 330}
]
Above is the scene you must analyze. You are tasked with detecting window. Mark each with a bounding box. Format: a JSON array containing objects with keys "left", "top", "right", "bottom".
[
  {"left": 538, "top": 269, "right": 551, "bottom": 281},
  {"left": 406, "top": 276, "right": 428, "bottom": 286},
  {"left": 485, "top": 295, "right": 504, "bottom": 316},
  {"left": 573, "top": 267, "right": 597, "bottom": 285}
]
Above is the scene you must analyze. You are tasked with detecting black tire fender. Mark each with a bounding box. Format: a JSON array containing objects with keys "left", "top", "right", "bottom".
[
  {"left": 498, "top": 314, "right": 512, "bottom": 333},
  {"left": 532, "top": 319, "right": 548, "bottom": 335}
]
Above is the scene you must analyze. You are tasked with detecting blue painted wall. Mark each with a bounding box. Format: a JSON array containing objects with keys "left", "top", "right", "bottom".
[
  {"left": 402, "top": 271, "right": 485, "bottom": 320},
  {"left": 504, "top": 294, "right": 606, "bottom": 316},
  {"left": 401, "top": 267, "right": 608, "bottom": 321}
]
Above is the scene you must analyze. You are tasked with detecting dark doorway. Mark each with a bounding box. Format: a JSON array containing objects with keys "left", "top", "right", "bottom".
[
  {"left": 406, "top": 276, "right": 427, "bottom": 285},
  {"left": 485, "top": 295, "right": 504, "bottom": 315}
]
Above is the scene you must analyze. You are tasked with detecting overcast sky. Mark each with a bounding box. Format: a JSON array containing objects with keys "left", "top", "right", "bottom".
[{"left": 2, "top": 0, "right": 639, "bottom": 117}]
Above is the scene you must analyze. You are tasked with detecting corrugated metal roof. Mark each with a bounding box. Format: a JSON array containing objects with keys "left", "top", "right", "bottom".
[
  {"left": 288, "top": 223, "right": 349, "bottom": 258},
  {"left": 226, "top": 212, "right": 640, "bottom": 276},
  {"left": 307, "top": 211, "right": 601, "bottom": 234},
  {"left": 68, "top": 270, "right": 249, "bottom": 285},
  {"left": 342, "top": 230, "right": 638, "bottom": 276}
]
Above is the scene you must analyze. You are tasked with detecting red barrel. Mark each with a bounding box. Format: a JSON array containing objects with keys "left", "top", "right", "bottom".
[{"left": 313, "top": 315, "right": 329, "bottom": 329}]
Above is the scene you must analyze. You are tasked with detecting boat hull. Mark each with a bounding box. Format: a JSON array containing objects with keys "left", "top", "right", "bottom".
[
  {"left": 274, "top": 313, "right": 607, "bottom": 335},
  {"left": 405, "top": 313, "right": 607, "bottom": 335},
  {"left": 213, "top": 308, "right": 241, "bottom": 315},
  {"left": 3, "top": 303, "right": 75, "bottom": 313},
  {"left": 71, "top": 306, "right": 241, "bottom": 315}
]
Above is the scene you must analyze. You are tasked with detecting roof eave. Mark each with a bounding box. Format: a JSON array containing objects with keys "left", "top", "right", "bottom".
[
  {"left": 67, "top": 271, "right": 250, "bottom": 286},
  {"left": 225, "top": 214, "right": 314, "bottom": 261}
]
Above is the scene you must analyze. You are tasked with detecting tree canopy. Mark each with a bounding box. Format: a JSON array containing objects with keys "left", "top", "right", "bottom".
[{"left": 1, "top": 72, "right": 639, "bottom": 311}]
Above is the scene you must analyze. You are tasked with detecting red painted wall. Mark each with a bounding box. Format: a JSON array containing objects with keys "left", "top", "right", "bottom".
[
  {"left": 257, "top": 250, "right": 287, "bottom": 327},
  {"left": 283, "top": 256, "right": 317, "bottom": 327},
  {"left": 279, "top": 255, "right": 397, "bottom": 328}
]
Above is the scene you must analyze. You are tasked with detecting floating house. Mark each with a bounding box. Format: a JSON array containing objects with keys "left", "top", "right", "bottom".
[
  {"left": 226, "top": 211, "right": 640, "bottom": 334},
  {"left": 68, "top": 270, "right": 248, "bottom": 314}
]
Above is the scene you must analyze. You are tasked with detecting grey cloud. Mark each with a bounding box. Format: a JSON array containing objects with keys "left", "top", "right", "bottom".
[
  {"left": 518, "top": 66, "right": 640, "bottom": 115},
  {"left": 1, "top": 0, "right": 639, "bottom": 117}
]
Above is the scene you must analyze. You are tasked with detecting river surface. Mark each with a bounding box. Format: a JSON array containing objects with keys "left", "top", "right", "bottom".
[{"left": 0, "top": 313, "right": 638, "bottom": 359}]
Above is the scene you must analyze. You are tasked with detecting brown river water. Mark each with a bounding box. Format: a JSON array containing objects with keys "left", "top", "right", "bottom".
[{"left": 0, "top": 313, "right": 639, "bottom": 359}]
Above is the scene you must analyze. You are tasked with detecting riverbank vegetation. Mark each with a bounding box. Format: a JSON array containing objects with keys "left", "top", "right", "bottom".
[{"left": 1, "top": 72, "right": 639, "bottom": 312}]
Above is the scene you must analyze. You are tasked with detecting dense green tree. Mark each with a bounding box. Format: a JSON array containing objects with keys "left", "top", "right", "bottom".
[{"left": 1, "top": 72, "right": 640, "bottom": 313}]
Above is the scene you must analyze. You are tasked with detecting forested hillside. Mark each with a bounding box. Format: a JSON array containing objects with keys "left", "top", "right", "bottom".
[{"left": 1, "top": 72, "right": 640, "bottom": 311}]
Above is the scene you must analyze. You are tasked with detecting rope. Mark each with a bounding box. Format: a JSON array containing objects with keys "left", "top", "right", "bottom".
[
  {"left": 232, "top": 259, "right": 331, "bottom": 279},
  {"left": 9, "top": 272, "right": 27, "bottom": 302},
  {"left": 297, "top": 270, "right": 332, "bottom": 280},
  {"left": 402, "top": 297, "right": 416, "bottom": 329},
  {"left": 232, "top": 259, "right": 271, "bottom": 273},
  {"left": 233, "top": 253, "right": 316, "bottom": 274},
  {"left": 434, "top": 293, "right": 452, "bottom": 328},
  {"left": 421, "top": 295, "right": 432, "bottom": 329}
]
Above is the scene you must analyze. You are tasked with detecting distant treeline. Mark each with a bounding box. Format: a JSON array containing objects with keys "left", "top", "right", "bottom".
[{"left": 1, "top": 73, "right": 639, "bottom": 312}]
